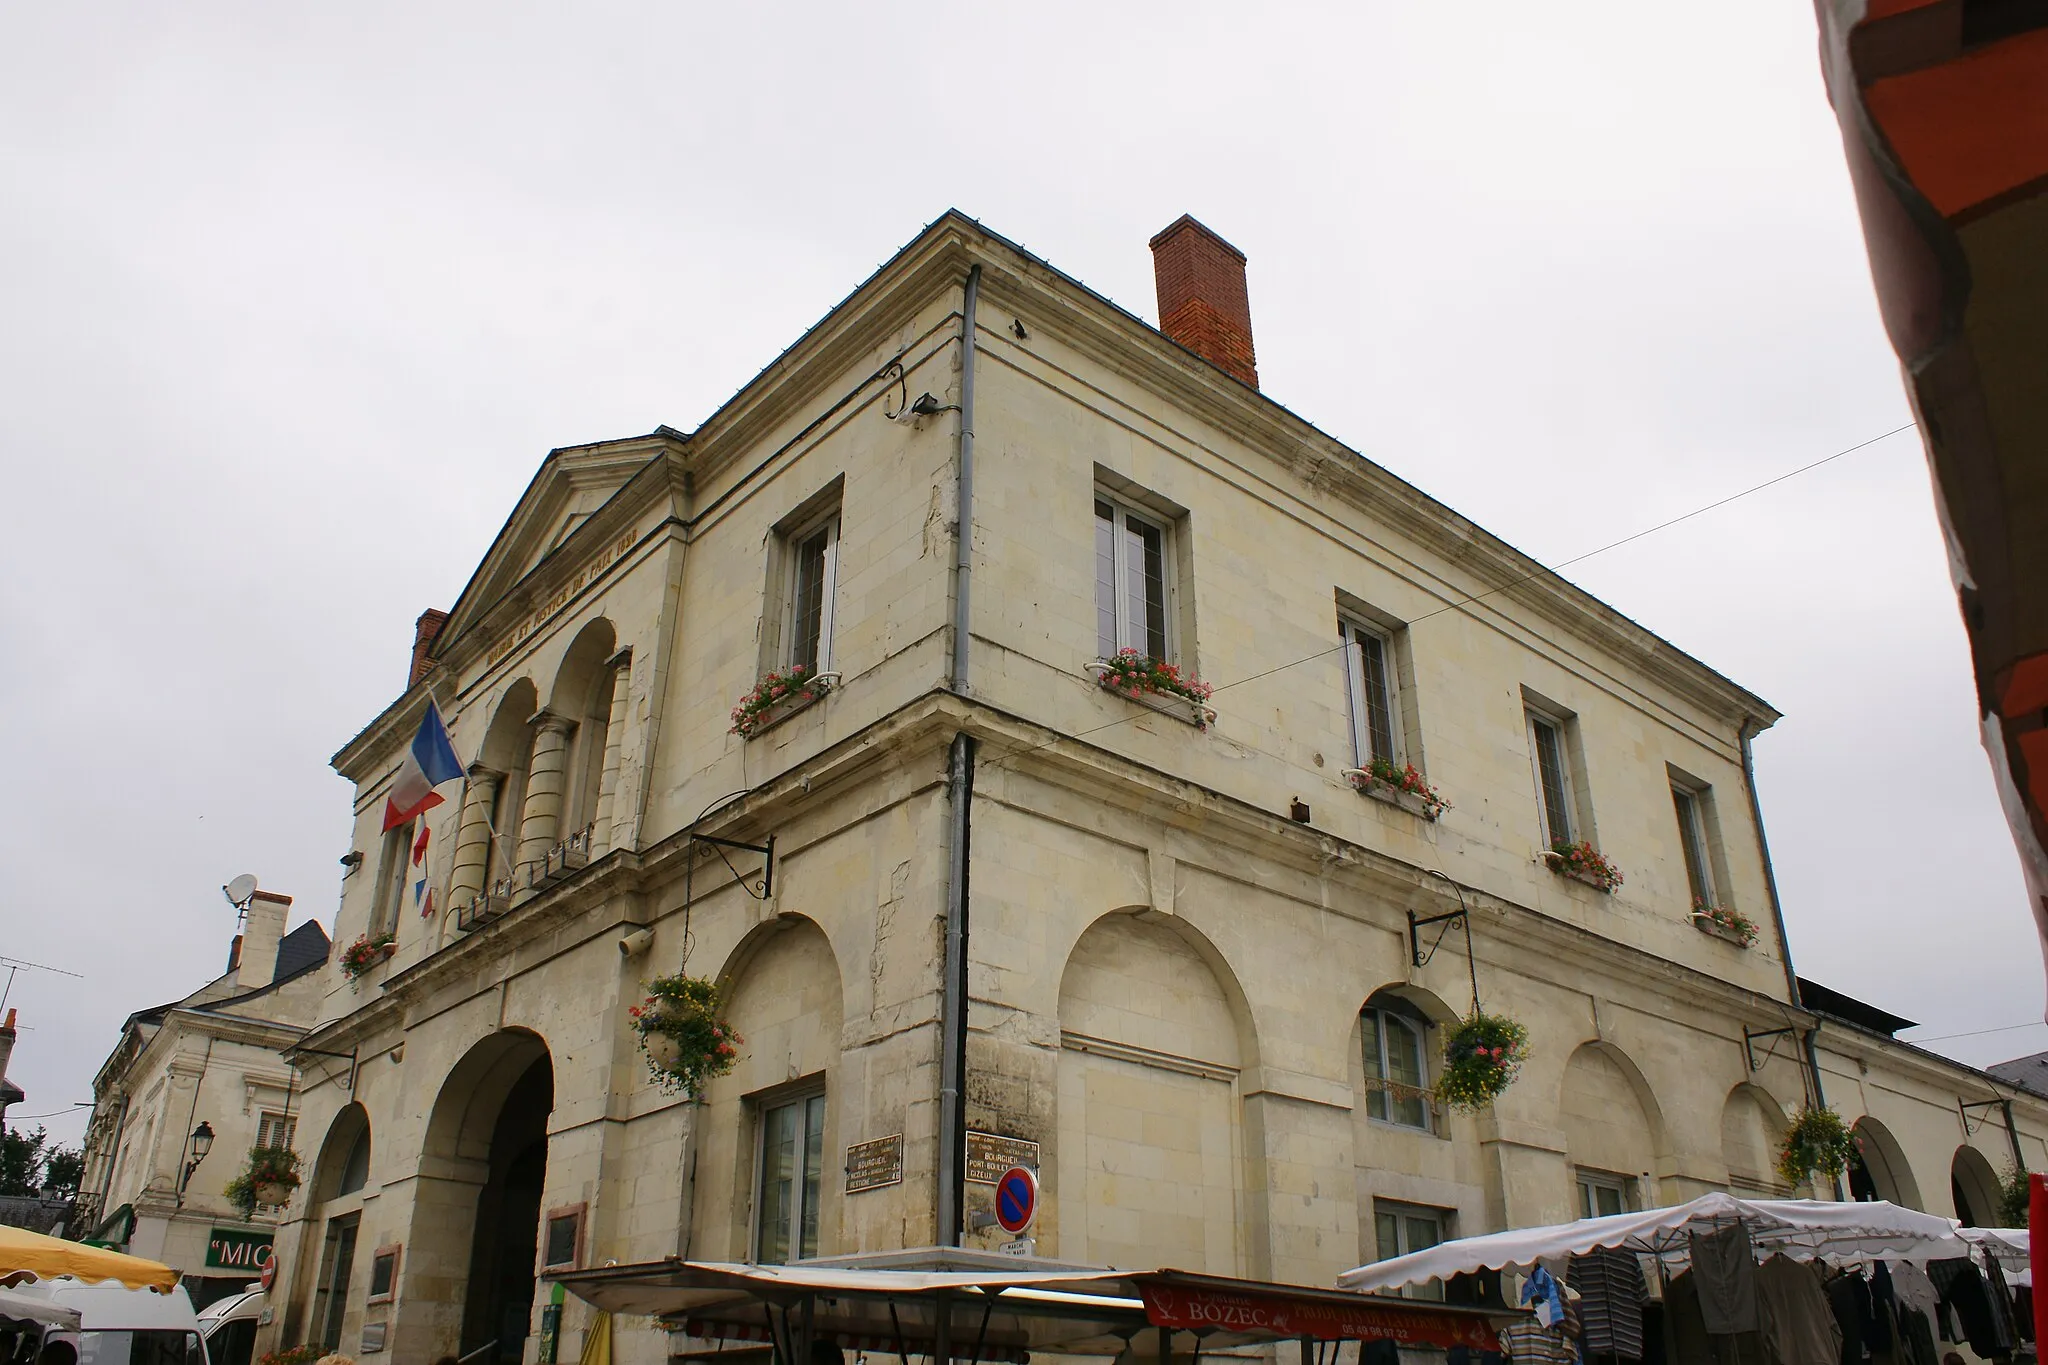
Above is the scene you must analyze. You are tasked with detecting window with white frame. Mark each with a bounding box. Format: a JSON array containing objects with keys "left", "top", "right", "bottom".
[
  {"left": 1526, "top": 710, "right": 1576, "bottom": 846},
  {"left": 1361, "top": 998, "right": 1432, "bottom": 1132},
  {"left": 754, "top": 1090, "right": 826, "bottom": 1264},
  {"left": 1373, "top": 1201, "right": 1450, "bottom": 1300},
  {"left": 1671, "top": 783, "right": 1715, "bottom": 906},
  {"left": 369, "top": 819, "right": 413, "bottom": 939},
  {"left": 1577, "top": 1168, "right": 1633, "bottom": 1218},
  {"left": 1341, "top": 618, "right": 1401, "bottom": 766},
  {"left": 782, "top": 512, "right": 840, "bottom": 675},
  {"left": 1095, "top": 496, "right": 1170, "bottom": 661}
]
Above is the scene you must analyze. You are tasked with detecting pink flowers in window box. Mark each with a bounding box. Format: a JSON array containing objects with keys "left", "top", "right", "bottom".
[
  {"left": 1090, "top": 649, "right": 1216, "bottom": 728},
  {"left": 1345, "top": 755, "right": 1449, "bottom": 820},
  {"left": 1692, "top": 899, "right": 1759, "bottom": 947},
  {"left": 730, "top": 664, "right": 835, "bottom": 739},
  {"left": 1543, "top": 839, "right": 1623, "bottom": 893}
]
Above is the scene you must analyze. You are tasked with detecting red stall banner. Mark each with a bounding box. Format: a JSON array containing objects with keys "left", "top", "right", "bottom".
[
  {"left": 1140, "top": 1283, "right": 1504, "bottom": 1350},
  {"left": 2032, "top": 1172, "right": 2046, "bottom": 1350}
]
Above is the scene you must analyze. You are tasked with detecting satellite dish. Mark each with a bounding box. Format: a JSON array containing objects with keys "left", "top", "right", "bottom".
[{"left": 223, "top": 875, "right": 259, "bottom": 908}]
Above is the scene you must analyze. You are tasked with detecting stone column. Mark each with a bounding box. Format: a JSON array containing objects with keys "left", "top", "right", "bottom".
[
  {"left": 591, "top": 648, "right": 634, "bottom": 856},
  {"left": 517, "top": 712, "right": 574, "bottom": 878},
  {"left": 448, "top": 766, "right": 502, "bottom": 909}
]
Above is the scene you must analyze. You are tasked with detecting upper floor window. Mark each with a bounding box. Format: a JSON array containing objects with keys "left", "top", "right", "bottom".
[
  {"left": 1362, "top": 997, "right": 1433, "bottom": 1132},
  {"left": 1671, "top": 782, "right": 1716, "bottom": 905},
  {"left": 370, "top": 819, "right": 414, "bottom": 938},
  {"left": 754, "top": 1089, "right": 826, "bottom": 1264},
  {"left": 256, "top": 1112, "right": 297, "bottom": 1152},
  {"left": 785, "top": 513, "right": 839, "bottom": 674},
  {"left": 1096, "top": 496, "right": 1170, "bottom": 660},
  {"left": 1341, "top": 618, "right": 1401, "bottom": 765},
  {"left": 1525, "top": 704, "right": 1581, "bottom": 846}
]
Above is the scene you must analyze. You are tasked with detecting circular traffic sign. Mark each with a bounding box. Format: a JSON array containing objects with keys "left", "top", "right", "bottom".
[
  {"left": 259, "top": 1253, "right": 278, "bottom": 1293},
  {"left": 994, "top": 1165, "right": 1037, "bottom": 1234}
]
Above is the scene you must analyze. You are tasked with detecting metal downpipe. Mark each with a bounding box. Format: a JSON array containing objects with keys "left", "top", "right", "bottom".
[{"left": 950, "top": 265, "right": 981, "bottom": 694}]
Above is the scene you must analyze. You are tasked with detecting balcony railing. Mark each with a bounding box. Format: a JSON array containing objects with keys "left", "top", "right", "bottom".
[{"left": 1361, "top": 1074, "right": 1444, "bottom": 1131}]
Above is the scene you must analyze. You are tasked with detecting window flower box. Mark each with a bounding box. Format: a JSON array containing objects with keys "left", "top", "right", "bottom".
[
  {"left": 1343, "top": 758, "right": 1448, "bottom": 821},
  {"left": 1085, "top": 651, "right": 1216, "bottom": 729},
  {"left": 1542, "top": 840, "right": 1623, "bottom": 893},
  {"left": 339, "top": 933, "right": 396, "bottom": 981},
  {"left": 730, "top": 667, "right": 839, "bottom": 740},
  {"left": 1691, "top": 900, "right": 1758, "bottom": 948}
]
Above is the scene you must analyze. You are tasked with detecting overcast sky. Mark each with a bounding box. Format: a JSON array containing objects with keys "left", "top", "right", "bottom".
[{"left": 2, "top": 2, "right": 2035, "bottom": 1150}]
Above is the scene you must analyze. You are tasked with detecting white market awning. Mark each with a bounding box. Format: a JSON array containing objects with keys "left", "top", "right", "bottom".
[{"left": 1337, "top": 1194, "right": 1968, "bottom": 1294}]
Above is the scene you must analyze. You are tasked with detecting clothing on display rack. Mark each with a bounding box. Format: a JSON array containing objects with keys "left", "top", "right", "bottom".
[
  {"left": 1889, "top": 1265, "right": 1940, "bottom": 1324},
  {"left": 1690, "top": 1225, "right": 1761, "bottom": 1335},
  {"left": 1828, "top": 1270, "right": 1876, "bottom": 1365},
  {"left": 1502, "top": 1314, "right": 1582, "bottom": 1365},
  {"left": 1980, "top": 1248, "right": 2021, "bottom": 1352},
  {"left": 1929, "top": 1257, "right": 2014, "bottom": 1358},
  {"left": 1571, "top": 1247, "right": 1650, "bottom": 1360},
  {"left": 1894, "top": 1304, "right": 1940, "bottom": 1365},
  {"left": 1755, "top": 1255, "right": 1845, "bottom": 1365}
]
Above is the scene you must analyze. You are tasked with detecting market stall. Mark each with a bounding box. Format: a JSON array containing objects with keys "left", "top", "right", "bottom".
[
  {"left": 0, "top": 1226, "right": 179, "bottom": 1292},
  {"left": 552, "top": 1252, "right": 1522, "bottom": 1365}
]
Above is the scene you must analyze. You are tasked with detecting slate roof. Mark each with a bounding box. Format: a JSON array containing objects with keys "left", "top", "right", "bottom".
[{"left": 1988, "top": 1049, "right": 2048, "bottom": 1098}]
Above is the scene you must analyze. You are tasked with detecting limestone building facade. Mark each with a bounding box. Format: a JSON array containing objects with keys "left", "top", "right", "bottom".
[
  {"left": 75, "top": 890, "right": 331, "bottom": 1307},
  {"left": 261, "top": 212, "right": 2048, "bottom": 1365}
]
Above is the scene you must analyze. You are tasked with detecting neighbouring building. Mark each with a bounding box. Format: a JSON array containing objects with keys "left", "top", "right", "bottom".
[
  {"left": 259, "top": 212, "right": 2048, "bottom": 1365},
  {"left": 75, "top": 890, "right": 330, "bottom": 1308}
]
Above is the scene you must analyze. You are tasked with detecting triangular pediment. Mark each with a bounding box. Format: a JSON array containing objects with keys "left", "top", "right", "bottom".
[{"left": 436, "top": 431, "right": 685, "bottom": 654}]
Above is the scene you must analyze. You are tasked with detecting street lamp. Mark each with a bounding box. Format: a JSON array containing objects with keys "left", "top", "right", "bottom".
[{"left": 181, "top": 1122, "right": 214, "bottom": 1191}]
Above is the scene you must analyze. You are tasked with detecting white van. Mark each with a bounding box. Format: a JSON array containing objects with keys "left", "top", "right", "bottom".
[
  {"left": 8, "top": 1278, "right": 206, "bottom": 1365},
  {"left": 194, "top": 1290, "right": 262, "bottom": 1365}
]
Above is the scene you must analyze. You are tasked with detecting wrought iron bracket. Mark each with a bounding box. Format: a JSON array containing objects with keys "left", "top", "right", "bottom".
[
  {"left": 1407, "top": 907, "right": 1467, "bottom": 969},
  {"left": 692, "top": 832, "right": 775, "bottom": 900},
  {"left": 291, "top": 1045, "right": 360, "bottom": 1094},
  {"left": 1959, "top": 1096, "right": 2005, "bottom": 1135},
  {"left": 1743, "top": 1025, "right": 1797, "bottom": 1073}
]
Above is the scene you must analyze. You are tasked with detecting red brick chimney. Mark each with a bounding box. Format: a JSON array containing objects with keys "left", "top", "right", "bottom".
[
  {"left": 1149, "top": 215, "right": 1258, "bottom": 389},
  {"left": 410, "top": 608, "right": 450, "bottom": 687}
]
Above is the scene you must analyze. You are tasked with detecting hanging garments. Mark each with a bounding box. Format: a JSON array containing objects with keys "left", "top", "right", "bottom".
[
  {"left": 1928, "top": 1257, "right": 2013, "bottom": 1357},
  {"left": 1887, "top": 1264, "right": 1941, "bottom": 1325},
  {"left": 1756, "top": 1256, "right": 1845, "bottom": 1365},
  {"left": 1825, "top": 1271, "right": 1874, "bottom": 1365},
  {"left": 1689, "top": 1225, "right": 1761, "bottom": 1335},
  {"left": 1571, "top": 1248, "right": 1650, "bottom": 1361}
]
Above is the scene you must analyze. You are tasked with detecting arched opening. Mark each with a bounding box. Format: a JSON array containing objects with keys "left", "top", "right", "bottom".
[
  {"left": 693, "top": 917, "right": 846, "bottom": 1264},
  {"left": 477, "top": 679, "right": 539, "bottom": 895},
  {"left": 1560, "top": 1042, "right": 1664, "bottom": 1216},
  {"left": 400, "top": 1030, "right": 554, "bottom": 1365},
  {"left": 1357, "top": 985, "right": 1456, "bottom": 1135},
  {"left": 298, "top": 1105, "right": 373, "bottom": 1353},
  {"left": 1055, "top": 911, "right": 1250, "bottom": 1274},
  {"left": 1848, "top": 1116, "right": 1922, "bottom": 1208},
  {"left": 1719, "top": 1085, "right": 1786, "bottom": 1195},
  {"left": 546, "top": 619, "right": 619, "bottom": 842},
  {"left": 1951, "top": 1145, "right": 2005, "bottom": 1226}
]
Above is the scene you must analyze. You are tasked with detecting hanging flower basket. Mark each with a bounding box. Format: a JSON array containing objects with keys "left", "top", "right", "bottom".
[
  {"left": 339, "top": 933, "right": 396, "bottom": 980},
  {"left": 1086, "top": 650, "right": 1217, "bottom": 729},
  {"left": 1344, "top": 756, "right": 1449, "bottom": 820},
  {"left": 1543, "top": 840, "right": 1623, "bottom": 893},
  {"left": 1776, "top": 1105, "right": 1854, "bottom": 1188},
  {"left": 730, "top": 665, "right": 837, "bottom": 739},
  {"left": 1691, "top": 900, "right": 1759, "bottom": 947},
  {"left": 223, "top": 1145, "right": 302, "bottom": 1216},
  {"left": 1436, "top": 1011, "right": 1531, "bottom": 1111},
  {"left": 630, "top": 973, "right": 743, "bottom": 1097}
]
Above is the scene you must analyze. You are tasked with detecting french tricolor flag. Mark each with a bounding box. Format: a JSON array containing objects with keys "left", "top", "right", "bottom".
[{"left": 384, "top": 701, "right": 465, "bottom": 831}]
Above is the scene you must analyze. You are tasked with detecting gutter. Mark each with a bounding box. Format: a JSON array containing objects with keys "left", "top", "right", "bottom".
[{"left": 937, "top": 267, "right": 981, "bottom": 1245}]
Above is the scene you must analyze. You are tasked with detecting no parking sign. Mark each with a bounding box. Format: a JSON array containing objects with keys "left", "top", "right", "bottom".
[{"left": 994, "top": 1165, "right": 1037, "bottom": 1235}]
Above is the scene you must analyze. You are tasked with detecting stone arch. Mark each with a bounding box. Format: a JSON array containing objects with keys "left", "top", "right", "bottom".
[
  {"left": 1951, "top": 1144, "right": 2005, "bottom": 1225},
  {"left": 309, "top": 1102, "right": 372, "bottom": 1203},
  {"left": 544, "top": 618, "right": 619, "bottom": 840},
  {"left": 475, "top": 678, "right": 539, "bottom": 892},
  {"left": 1848, "top": 1115, "right": 1922, "bottom": 1209},
  {"left": 1559, "top": 1041, "right": 1666, "bottom": 1213},
  {"left": 1719, "top": 1084, "right": 1788, "bottom": 1195},
  {"left": 692, "top": 916, "right": 847, "bottom": 1263},
  {"left": 397, "top": 1029, "right": 554, "bottom": 1365},
  {"left": 1354, "top": 982, "right": 1459, "bottom": 1133},
  {"left": 1053, "top": 909, "right": 1252, "bottom": 1275}
]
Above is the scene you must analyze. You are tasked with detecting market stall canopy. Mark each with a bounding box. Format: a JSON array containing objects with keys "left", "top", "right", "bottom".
[
  {"left": 1338, "top": 1194, "right": 1966, "bottom": 1294},
  {"left": 0, "top": 1225, "right": 181, "bottom": 1291},
  {"left": 0, "top": 1286, "right": 82, "bottom": 1331},
  {"left": 550, "top": 1258, "right": 1517, "bottom": 1358},
  {"left": 1961, "top": 1227, "right": 2030, "bottom": 1270}
]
